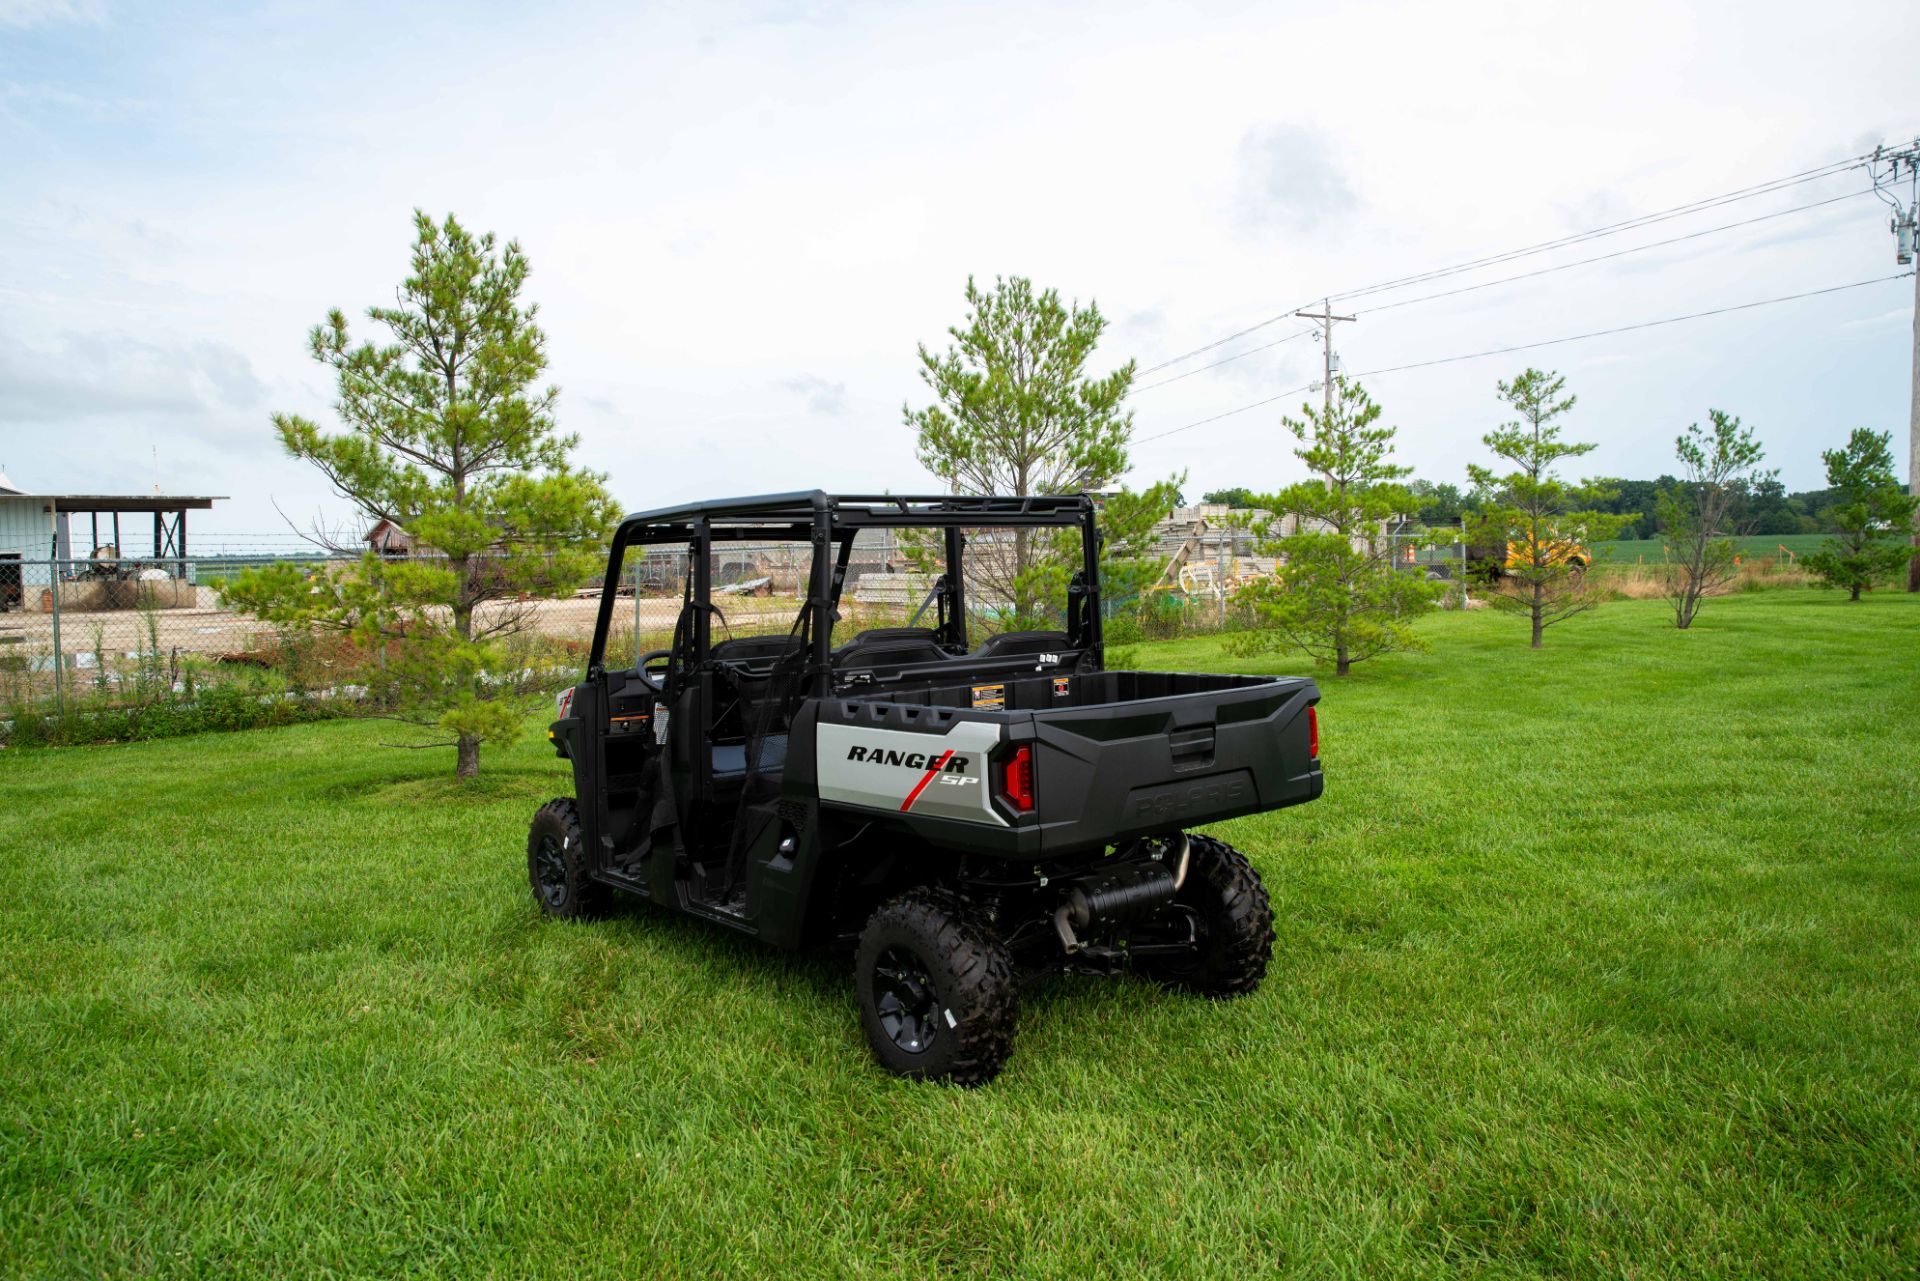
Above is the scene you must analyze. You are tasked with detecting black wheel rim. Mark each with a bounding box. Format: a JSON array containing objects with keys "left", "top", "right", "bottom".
[
  {"left": 872, "top": 947, "right": 940, "bottom": 1054},
  {"left": 534, "top": 832, "right": 568, "bottom": 908}
]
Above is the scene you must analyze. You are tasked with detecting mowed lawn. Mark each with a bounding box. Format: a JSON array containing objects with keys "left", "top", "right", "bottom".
[{"left": 2, "top": 591, "right": 1916, "bottom": 1279}]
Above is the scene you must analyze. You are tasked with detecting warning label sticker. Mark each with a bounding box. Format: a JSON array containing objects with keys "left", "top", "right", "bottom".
[
  {"left": 1051, "top": 676, "right": 1072, "bottom": 697},
  {"left": 970, "top": 683, "right": 1006, "bottom": 710}
]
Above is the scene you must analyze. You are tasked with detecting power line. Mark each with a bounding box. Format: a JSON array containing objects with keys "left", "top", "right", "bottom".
[
  {"left": 1362, "top": 186, "right": 1876, "bottom": 316},
  {"left": 1328, "top": 156, "right": 1871, "bottom": 305},
  {"left": 1133, "top": 272, "right": 1914, "bottom": 447},
  {"left": 1135, "top": 313, "right": 1306, "bottom": 377},
  {"left": 1135, "top": 149, "right": 1877, "bottom": 377},
  {"left": 1126, "top": 187, "right": 1876, "bottom": 393},
  {"left": 1126, "top": 328, "right": 1314, "bottom": 395},
  {"left": 1135, "top": 381, "right": 1320, "bottom": 445},
  {"left": 1349, "top": 272, "right": 1911, "bottom": 378}
]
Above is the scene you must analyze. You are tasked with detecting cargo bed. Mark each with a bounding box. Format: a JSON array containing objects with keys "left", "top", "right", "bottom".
[{"left": 802, "top": 670, "right": 1321, "bottom": 858}]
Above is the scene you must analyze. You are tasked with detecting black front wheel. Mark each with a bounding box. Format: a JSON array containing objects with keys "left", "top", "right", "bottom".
[
  {"left": 855, "top": 888, "right": 1018, "bottom": 1085},
  {"left": 527, "top": 798, "right": 604, "bottom": 920}
]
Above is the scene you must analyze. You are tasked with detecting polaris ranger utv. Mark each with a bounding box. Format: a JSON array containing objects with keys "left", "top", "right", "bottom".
[{"left": 534, "top": 492, "right": 1322, "bottom": 1083}]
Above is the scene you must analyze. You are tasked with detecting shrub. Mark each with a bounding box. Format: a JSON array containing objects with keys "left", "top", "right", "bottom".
[{"left": 2, "top": 682, "right": 344, "bottom": 748}]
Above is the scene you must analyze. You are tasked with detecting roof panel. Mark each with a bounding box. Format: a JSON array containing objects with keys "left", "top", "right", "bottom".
[{"left": 11, "top": 495, "right": 225, "bottom": 512}]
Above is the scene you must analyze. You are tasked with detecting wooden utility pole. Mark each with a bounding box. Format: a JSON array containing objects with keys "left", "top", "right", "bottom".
[
  {"left": 1872, "top": 140, "right": 1920, "bottom": 590},
  {"left": 1294, "top": 299, "right": 1356, "bottom": 415},
  {"left": 1910, "top": 260, "right": 1920, "bottom": 590}
]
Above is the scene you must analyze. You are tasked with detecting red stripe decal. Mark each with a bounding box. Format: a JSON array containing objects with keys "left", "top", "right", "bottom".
[{"left": 899, "top": 750, "right": 955, "bottom": 812}]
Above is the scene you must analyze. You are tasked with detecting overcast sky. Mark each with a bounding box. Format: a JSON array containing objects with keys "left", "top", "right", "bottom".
[{"left": 3, "top": 0, "right": 1916, "bottom": 545}]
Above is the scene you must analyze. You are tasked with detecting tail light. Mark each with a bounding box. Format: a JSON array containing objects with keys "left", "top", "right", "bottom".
[
  {"left": 1002, "top": 744, "right": 1035, "bottom": 812},
  {"left": 1308, "top": 705, "right": 1319, "bottom": 759}
]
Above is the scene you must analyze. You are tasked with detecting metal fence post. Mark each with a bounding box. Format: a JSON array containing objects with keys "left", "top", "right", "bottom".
[
  {"left": 1459, "top": 530, "right": 1469, "bottom": 607},
  {"left": 47, "top": 557, "right": 64, "bottom": 715}
]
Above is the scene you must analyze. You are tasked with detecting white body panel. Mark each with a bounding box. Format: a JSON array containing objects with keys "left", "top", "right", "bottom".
[{"left": 815, "top": 719, "right": 1007, "bottom": 826}]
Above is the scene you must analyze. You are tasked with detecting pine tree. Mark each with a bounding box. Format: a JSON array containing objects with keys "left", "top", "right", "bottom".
[
  {"left": 1232, "top": 378, "right": 1437, "bottom": 676},
  {"left": 1804, "top": 429, "right": 1919, "bottom": 601},
  {"left": 1467, "top": 369, "right": 1632, "bottom": 648},
  {"left": 221, "top": 212, "right": 619, "bottom": 777},
  {"left": 905, "top": 276, "right": 1137, "bottom": 625}
]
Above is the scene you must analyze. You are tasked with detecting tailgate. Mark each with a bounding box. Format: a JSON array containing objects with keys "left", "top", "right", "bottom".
[{"left": 1028, "top": 671, "right": 1321, "bottom": 854}]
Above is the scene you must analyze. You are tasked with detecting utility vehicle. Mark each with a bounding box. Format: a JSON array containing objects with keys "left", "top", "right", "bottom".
[{"left": 533, "top": 492, "right": 1322, "bottom": 1083}]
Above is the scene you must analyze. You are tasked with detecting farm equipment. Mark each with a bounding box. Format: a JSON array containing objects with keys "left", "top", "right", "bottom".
[
  {"left": 532, "top": 492, "right": 1324, "bottom": 1083},
  {"left": 1467, "top": 528, "right": 1590, "bottom": 581}
]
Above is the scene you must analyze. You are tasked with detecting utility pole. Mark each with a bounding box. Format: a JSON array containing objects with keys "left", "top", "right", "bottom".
[
  {"left": 1911, "top": 252, "right": 1919, "bottom": 591},
  {"left": 1295, "top": 299, "right": 1356, "bottom": 417},
  {"left": 1871, "top": 140, "right": 1920, "bottom": 589}
]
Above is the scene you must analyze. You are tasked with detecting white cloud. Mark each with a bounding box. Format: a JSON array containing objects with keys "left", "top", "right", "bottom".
[
  {"left": 0, "top": 0, "right": 104, "bottom": 29},
  {"left": 0, "top": 327, "right": 265, "bottom": 420},
  {"left": 779, "top": 374, "right": 849, "bottom": 416},
  {"left": 1232, "top": 123, "right": 1359, "bottom": 235}
]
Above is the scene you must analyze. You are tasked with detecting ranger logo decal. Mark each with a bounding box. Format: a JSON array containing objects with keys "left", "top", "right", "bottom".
[
  {"left": 816, "top": 719, "right": 1008, "bottom": 828},
  {"left": 845, "top": 745, "right": 971, "bottom": 772}
]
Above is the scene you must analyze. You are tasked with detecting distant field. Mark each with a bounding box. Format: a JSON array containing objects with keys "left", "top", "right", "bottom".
[
  {"left": 1408, "top": 533, "right": 1829, "bottom": 569},
  {"left": 1597, "top": 533, "right": 1827, "bottom": 563},
  {"left": 3, "top": 591, "right": 1917, "bottom": 1277}
]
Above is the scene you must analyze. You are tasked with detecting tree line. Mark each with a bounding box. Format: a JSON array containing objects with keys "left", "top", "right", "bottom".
[{"left": 1395, "top": 476, "right": 1847, "bottom": 540}]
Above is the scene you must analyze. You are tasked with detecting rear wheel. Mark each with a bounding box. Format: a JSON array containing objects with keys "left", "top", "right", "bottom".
[
  {"left": 855, "top": 888, "right": 1018, "bottom": 1085},
  {"left": 1139, "top": 834, "right": 1273, "bottom": 997},
  {"left": 528, "top": 798, "right": 604, "bottom": 920}
]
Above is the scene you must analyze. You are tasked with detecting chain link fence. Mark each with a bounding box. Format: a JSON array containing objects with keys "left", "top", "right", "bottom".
[
  {"left": 0, "top": 533, "right": 949, "bottom": 731},
  {"left": 0, "top": 526, "right": 1496, "bottom": 737}
]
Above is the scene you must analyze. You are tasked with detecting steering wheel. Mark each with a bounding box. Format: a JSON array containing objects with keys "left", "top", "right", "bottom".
[{"left": 636, "top": 648, "right": 672, "bottom": 694}]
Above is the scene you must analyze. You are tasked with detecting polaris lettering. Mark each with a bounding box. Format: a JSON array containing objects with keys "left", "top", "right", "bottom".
[{"left": 846, "top": 745, "right": 971, "bottom": 772}]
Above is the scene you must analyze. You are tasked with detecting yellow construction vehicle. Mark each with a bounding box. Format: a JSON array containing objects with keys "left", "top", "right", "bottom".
[
  {"left": 1467, "top": 527, "right": 1590, "bottom": 580},
  {"left": 1505, "top": 531, "right": 1588, "bottom": 571}
]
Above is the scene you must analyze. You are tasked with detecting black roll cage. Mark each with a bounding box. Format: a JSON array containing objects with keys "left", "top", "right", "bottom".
[{"left": 584, "top": 491, "right": 1104, "bottom": 694}]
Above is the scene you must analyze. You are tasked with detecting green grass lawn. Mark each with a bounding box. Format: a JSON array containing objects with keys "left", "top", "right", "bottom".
[{"left": 3, "top": 591, "right": 1917, "bottom": 1278}]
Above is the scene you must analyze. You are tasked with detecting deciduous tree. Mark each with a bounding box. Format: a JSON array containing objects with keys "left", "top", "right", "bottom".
[
  {"left": 1201, "top": 487, "right": 1258, "bottom": 508},
  {"left": 1407, "top": 478, "right": 1467, "bottom": 525},
  {"left": 1803, "top": 428, "right": 1919, "bottom": 601},
  {"left": 221, "top": 212, "right": 619, "bottom": 777},
  {"left": 1657, "top": 410, "right": 1771, "bottom": 629}
]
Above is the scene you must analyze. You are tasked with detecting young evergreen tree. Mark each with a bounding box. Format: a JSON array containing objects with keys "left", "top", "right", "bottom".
[
  {"left": 1231, "top": 378, "right": 1438, "bottom": 676},
  {"left": 1803, "top": 428, "right": 1919, "bottom": 601},
  {"left": 221, "top": 212, "right": 619, "bottom": 777},
  {"left": 1657, "top": 409, "right": 1772, "bottom": 629},
  {"left": 905, "top": 275, "right": 1137, "bottom": 624},
  {"left": 1467, "top": 368, "right": 1632, "bottom": 648}
]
